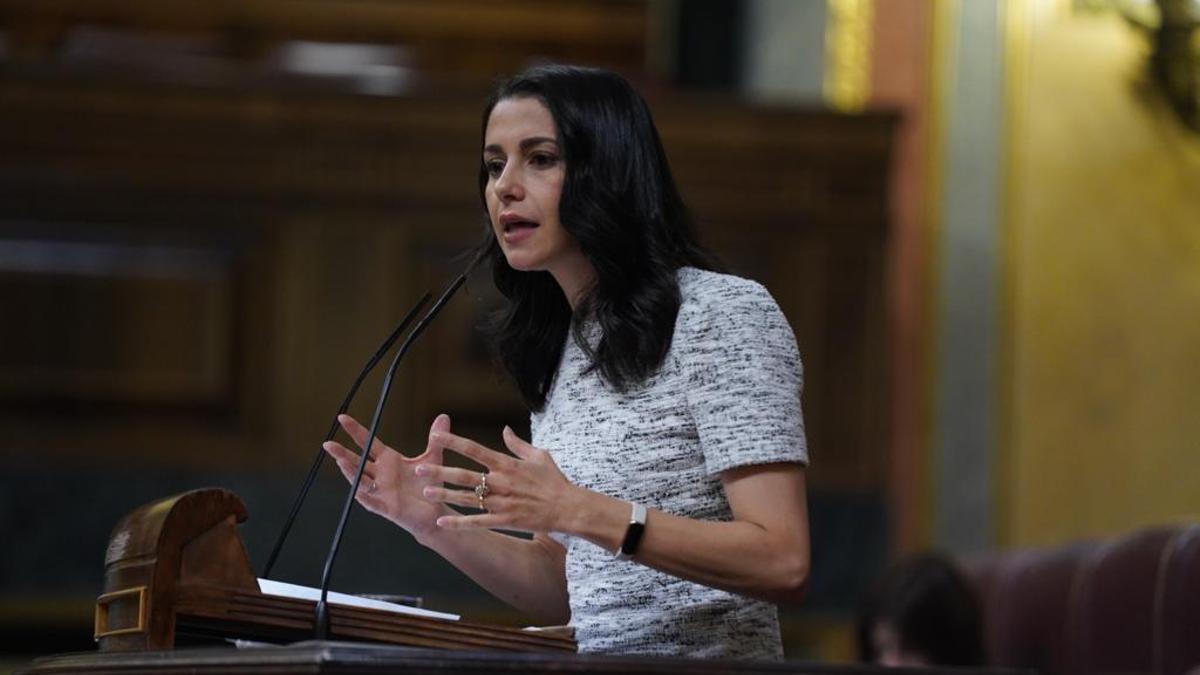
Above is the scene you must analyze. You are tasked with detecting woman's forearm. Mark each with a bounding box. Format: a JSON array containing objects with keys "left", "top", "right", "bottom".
[
  {"left": 416, "top": 525, "right": 570, "bottom": 624},
  {"left": 557, "top": 466, "right": 810, "bottom": 605},
  {"left": 419, "top": 430, "right": 810, "bottom": 609}
]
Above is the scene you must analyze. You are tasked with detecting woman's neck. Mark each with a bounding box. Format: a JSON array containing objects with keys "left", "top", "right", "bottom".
[{"left": 550, "top": 258, "right": 597, "bottom": 311}]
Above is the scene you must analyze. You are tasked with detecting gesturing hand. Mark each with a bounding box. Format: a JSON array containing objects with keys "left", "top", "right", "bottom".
[
  {"left": 322, "top": 413, "right": 453, "bottom": 542},
  {"left": 417, "top": 426, "right": 578, "bottom": 534}
]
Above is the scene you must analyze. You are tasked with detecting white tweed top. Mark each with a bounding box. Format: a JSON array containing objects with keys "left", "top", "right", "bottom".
[{"left": 530, "top": 266, "right": 809, "bottom": 659}]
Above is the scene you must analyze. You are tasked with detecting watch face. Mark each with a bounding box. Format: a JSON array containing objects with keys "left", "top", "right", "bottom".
[
  {"left": 616, "top": 503, "right": 648, "bottom": 558},
  {"left": 620, "top": 522, "right": 645, "bottom": 557}
]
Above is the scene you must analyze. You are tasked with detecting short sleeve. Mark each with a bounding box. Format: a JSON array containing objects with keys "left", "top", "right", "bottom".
[
  {"left": 681, "top": 278, "right": 809, "bottom": 475},
  {"left": 529, "top": 410, "right": 544, "bottom": 442}
]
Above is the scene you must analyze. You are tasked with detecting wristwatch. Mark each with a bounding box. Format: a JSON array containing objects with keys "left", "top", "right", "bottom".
[{"left": 615, "top": 502, "right": 648, "bottom": 560}]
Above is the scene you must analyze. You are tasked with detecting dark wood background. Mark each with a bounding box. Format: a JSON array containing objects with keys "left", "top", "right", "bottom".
[{"left": 0, "top": 0, "right": 896, "bottom": 662}]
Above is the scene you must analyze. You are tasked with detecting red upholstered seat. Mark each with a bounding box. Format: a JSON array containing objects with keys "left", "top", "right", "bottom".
[
  {"left": 965, "top": 524, "right": 1200, "bottom": 675},
  {"left": 962, "top": 553, "right": 1004, "bottom": 665},
  {"left": 1065, "top": 527, "right": 1178, "bottom": 675},
  {"left": 1158, "top": 524, "right": 1200, "bottom": 675},
  {"left": 985, "top": 542, "right": 1097, "bottom": 675}
]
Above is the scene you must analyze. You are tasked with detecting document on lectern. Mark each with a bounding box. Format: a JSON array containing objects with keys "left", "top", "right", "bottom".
[{"left": 257, "top": 578, "right": 460, "bottom": 621}]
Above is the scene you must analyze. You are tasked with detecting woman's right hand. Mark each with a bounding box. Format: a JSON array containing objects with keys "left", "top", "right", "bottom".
[{"left": 323, "top": 413, "right": 452, "bottom": 542}]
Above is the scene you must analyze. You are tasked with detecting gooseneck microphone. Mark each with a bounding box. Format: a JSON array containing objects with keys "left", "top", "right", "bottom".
[
  {"left": 260, "top": 292, "right": 433, "bottom": 580},
  {"left": 313, "top": 251, "right": 483, "bottom": 639}
]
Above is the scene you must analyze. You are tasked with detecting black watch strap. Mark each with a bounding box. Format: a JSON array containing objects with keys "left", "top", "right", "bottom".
[{"left": 615, "top": 503, "right": 647, "bottom": 560}]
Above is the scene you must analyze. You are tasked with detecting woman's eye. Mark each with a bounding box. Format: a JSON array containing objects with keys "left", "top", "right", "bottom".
[
  {"left": 484, "top": 159, "right": 505, "bottom": 177},
  {"left": 530, "top": 153, "right": 558, "bottom": 169}
]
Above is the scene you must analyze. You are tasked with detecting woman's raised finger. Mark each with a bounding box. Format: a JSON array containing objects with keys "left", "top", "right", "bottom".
[
  {"left": 337, "top": 414, "right": 391, "bottom": 458},
  {"left": 435, "top": 512, "right": 507, "bottom": 530},
  {"left": 416, "top": 464, "right": 488, "bottom": 490},
  {"left": 323, "top": 440, "right": 363, "bottom": 463},
  {"left": 422, "top": 485, "right": 481, "bottom": 510},
  {"left": 324, "top": 441, "right": 376, "bottom": 486},
  {"left": 430, "top": 431, "right": 514, "bottom": 471}
]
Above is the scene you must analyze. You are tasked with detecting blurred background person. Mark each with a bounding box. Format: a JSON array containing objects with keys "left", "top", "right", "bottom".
[{"left": 856, "top": 552, "right": 986, "bottom": 668}]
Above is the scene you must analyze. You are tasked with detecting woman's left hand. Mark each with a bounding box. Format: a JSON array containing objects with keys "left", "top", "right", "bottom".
[{"left": 416, "top": 426, "right": 578, "bottom": 533}]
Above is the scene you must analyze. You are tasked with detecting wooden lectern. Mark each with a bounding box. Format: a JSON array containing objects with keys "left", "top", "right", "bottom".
[
  {"left": 91, "top": 488, "right": 574, "bottom": 653},
  {"left": 20, "top": 489, "right": 1034, "bottom": 675}
]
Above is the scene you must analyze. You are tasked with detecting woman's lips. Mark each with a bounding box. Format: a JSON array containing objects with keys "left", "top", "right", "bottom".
[{"left": 502, "top": 220, "right": 538, "bottom": 244}]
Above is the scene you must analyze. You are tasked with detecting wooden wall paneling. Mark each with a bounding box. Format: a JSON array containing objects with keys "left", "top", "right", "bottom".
[
  {"left": 0, "top": 0, "right": 648, "bottom": 80},
  {"left": 0, "top": 219, "right": 282, "bottom": 468},
  {"left": 0, "top": 3, "right": 902, "bottom": 644},
  {"left": 656, "top": 99, "right": 895, "bottom": 492},
  {"left": 0, "top": 78, "right": 483, "bottom": 213},
  {"left": 395, "top": 214, "right": 525, "bottom": 461},
  {"left": 818, "top": 227, "right": 888, "bottom": 491},
  {"left": 0, "top": 247, "right": 234, "bottom": 405},
  {"left": 0, "top": 66, "right": 897, "bottom": 511}
]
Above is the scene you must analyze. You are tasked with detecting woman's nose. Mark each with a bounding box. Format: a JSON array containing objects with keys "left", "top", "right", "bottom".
[{"left": 494, "top": 166, "right": 524, "bottom": 202}]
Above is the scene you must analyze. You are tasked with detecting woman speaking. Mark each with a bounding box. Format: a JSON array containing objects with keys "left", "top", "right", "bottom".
[{"left": 323, "top": 65, "right": 811, "bottom": 659}]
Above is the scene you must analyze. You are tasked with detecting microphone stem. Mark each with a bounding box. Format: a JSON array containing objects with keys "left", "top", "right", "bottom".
[
  {"left": 313, "top": 272, "right": 469, "bottom": 639},
  {"left": 260, "top": 293, "right": 432, "bottom": 580}
]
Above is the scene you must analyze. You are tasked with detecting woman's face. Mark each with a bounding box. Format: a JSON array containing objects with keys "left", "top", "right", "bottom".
[{"left": 482, "top": 97, "right": 590, "bottom": 289}]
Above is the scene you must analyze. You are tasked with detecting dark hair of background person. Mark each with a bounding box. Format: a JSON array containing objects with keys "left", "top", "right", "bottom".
[
  {"left": 856, "top": 552, "right": 988, "bottom": 667},
  {"left": 475, "top": 64, "right": 721, "bottom": 410}
]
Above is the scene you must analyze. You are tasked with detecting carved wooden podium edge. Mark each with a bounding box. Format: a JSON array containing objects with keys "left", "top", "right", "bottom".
[{"left": 93, "top": 488, "right": 574, "bottom": 653}]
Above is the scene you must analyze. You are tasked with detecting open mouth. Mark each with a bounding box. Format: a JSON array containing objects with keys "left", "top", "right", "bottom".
[{"left": 503, "top": 220, "right": 539, "bottom": 232}]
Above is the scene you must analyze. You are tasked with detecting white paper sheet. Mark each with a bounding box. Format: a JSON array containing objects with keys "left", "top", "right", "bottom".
[{"left": 256, "top": 578, "right": 459, "bottom": 621}]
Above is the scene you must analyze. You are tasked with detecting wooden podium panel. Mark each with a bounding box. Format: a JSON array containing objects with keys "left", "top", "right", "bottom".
[
  {"left": 168, "top": 584, "right": 571, "bottom": 653},
  {"left": 18, "top": 641, "right": 1036, "bottom": 675},
  {"left": 24, "top": 490, "right": 1032, "bottom": 675},
  {"left": 93, "top": 489, "right": 573, "bottom": 654}
]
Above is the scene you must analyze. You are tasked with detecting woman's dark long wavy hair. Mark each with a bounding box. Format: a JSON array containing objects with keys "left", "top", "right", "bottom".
[{"left": 477, "top": 65, "right": 719, "bottom": 410}]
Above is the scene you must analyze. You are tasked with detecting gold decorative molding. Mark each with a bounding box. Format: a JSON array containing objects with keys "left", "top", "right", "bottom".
[
  {"left": 918, "top": 0, "right": 959, "bottom": 550},
  {"left": 824, "top": 0, "right": 875, "bottom": 111},
  {"left": 997, "top": 0, "right": 1032, "bottom": 549}
]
